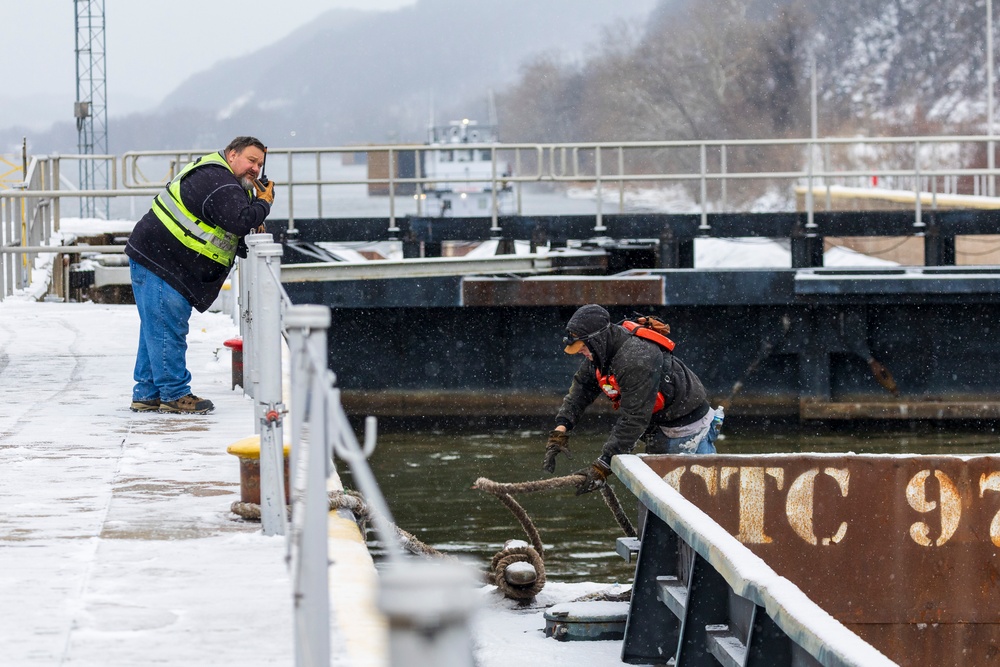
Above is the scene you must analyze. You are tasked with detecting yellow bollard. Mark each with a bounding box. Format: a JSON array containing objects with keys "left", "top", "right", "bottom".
[{"left": 226, "top": 435, "right": 291, "bottom": 504}]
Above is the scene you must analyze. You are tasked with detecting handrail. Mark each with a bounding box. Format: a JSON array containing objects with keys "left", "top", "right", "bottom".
[
  {"left": 238, "top": 236, "right": 478, "bottom": 665},
  {"left": 6, "top": 132, "right": 1000, "bottom": 302},
  {"left": 109, "top": 134, "right": 1000, "bottom": 231}
]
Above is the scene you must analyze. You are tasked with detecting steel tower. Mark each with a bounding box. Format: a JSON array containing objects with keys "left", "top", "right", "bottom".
[{"left": 74, "top": 0, "right": 109, "bottom": 218}]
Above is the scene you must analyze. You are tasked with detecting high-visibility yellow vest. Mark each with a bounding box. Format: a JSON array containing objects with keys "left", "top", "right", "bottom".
[{"left": 152, "top": 151, "right": 251, "bottom": 266}]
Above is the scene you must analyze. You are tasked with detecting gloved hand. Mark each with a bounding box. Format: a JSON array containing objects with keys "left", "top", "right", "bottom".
[
  {"left": 254, "top": 178, "right": 275, "bottom": 204},
  {"left": 542, "top": 429, "right": 572, "bottom": 473},
  {"left": 573, "top": 458, "right": 612, "bottom": 496}
]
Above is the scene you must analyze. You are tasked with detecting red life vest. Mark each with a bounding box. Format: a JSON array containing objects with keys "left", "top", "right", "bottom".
[{"left": 594, "top": 320, "right": 676, "bottom": 412}]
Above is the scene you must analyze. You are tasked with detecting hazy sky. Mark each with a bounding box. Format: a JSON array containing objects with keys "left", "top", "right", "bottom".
[{"left": 8, "top": 0, "right": 415, "bottom": 109}]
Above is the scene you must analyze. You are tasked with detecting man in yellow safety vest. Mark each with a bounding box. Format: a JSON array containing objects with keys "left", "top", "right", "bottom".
[{"left": 125, "top": 136, "right": 274, "bottom": 414}]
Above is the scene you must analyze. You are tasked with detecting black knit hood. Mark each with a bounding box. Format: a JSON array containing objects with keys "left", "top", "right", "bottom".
[{"left": 565, "top": 304, "right": 614, "bottom": 369}]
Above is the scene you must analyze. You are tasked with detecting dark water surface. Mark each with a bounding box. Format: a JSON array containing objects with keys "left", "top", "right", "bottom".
[{"left": 343, "top": 421, "right": 1000, "bottom": 584}]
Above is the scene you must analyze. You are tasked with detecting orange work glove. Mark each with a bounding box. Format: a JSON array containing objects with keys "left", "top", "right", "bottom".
[{"left": 253, "top": 178, "right": 275, "bottom": 205}]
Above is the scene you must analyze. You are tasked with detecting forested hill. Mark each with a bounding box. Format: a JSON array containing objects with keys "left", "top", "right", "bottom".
[{"left": 497, "top": 0, "right": 993, "bottom": 143}]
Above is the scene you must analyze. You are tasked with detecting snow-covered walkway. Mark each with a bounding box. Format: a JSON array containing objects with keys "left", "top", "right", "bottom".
[
  {"left": 0, "top": 299, "right": 641, "bottom": 666},
  {"left": 0, "top": 300, "right": 294, "bottom": 666}
]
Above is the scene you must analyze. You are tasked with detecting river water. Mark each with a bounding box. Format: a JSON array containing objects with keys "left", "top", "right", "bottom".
[{"left": 342, "top": 421, "right": 1000, "bottom": 585}]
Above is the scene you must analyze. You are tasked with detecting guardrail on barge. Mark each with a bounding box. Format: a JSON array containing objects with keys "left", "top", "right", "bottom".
[
  {"left": 614, "top": 452, "right": 1000, "bottom": 666},
  {"left": 613, "top": 454, "right": 897, "bottom": 666}
]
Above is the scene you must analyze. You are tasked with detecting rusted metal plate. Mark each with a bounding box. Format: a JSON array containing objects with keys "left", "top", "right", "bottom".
[
  {"left": 461, "top": 276, "right": 664, "bottom": 306},
  {"left": 635, "top": 454, "right": 1000, "bottom": 665}
]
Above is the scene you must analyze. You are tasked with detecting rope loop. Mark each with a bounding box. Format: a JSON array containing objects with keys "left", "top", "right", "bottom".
[{"left": 490, "top": 545, "right": 546, "bottom": 600}]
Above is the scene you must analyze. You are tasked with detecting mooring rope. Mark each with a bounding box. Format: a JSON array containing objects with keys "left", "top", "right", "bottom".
[
  {"left": 472, "top": 472, "right": 638, "bottom": 601},
  {"left": 489, "top": 544, "right": 546, "bottom": 600},
  {"left": 231, "top": 491, "right": 453, "bottom": 559},
  {"left": 472, "top": 474, "right": 637, "bottom": 538},
  {"left": 231, "top": 471, "right": 637, "bottom": 602}
]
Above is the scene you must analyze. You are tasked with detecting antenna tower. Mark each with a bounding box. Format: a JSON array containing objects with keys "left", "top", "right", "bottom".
[{"left": 74, "top": 0, "right": 109, "bottom": 218}]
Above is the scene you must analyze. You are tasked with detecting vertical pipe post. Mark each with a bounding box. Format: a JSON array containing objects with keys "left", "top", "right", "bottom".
[
  {"left": 315, "top": 151, "right": 323, "bottom": 219},
  {"left": 0, "top": 198, "right": 7, "bottom": 299},
  {"left": 53, "top": 158, "right": 62, "bottom": 233},
  {"left": 698, "top": 144, "right": 709, "bottom": 232},
  {"left": 286, "top": 304, "right": 332, "bottom": 667},
  {"left": 490, "top": 146, "right": 500, "bottom": 234},
  {"left": 254, "top": 241, "right": 286, "bottom": 537},
  {"left": 388, "top": 149, "right": 397, "bottom": 233},
  {"left": 823, "top": 144, "right": 831, "bottom": 210},
  {"left": 243, "top": 234, "right": 273, "bottom": 406},
  {"left": 379, "top": 561, "right": 480, "bottom": 667},
  {"left": 415, "top": 147, "right": 424, "bottom": 217},
  {"left": 618, "top": 146, "right": 625, "bottom": 214},
  {"left": 807, "top": 54, "right": 817, "bottom": 231},
  {"left": 914, "top": 141, "right": 924, "bottom": 231},
  {"left": 515, "top": 149, "right": 523, "bottom": 215},
  {"left": 594, "top": 146, "right": 604, "bottom": 232},
  {"left": 287, "top": 151, "right": 296, "bottom": 232},
  {"left": 720, "top": 145, "right": 728, "bottom": 212},
  {"left": 989, "top": 0, "right": 995, "bottom": 196}
]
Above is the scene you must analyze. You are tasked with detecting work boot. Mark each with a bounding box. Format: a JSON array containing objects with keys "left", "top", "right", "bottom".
[
  {"left": 159, "top": 394, "right": 215, "bottom": 414},
  {"left": 130, "top": 398, "right": 161, "bottom": 412}
]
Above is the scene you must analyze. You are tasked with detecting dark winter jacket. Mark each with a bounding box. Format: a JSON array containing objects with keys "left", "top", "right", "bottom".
[
  {"left": 125, "top": 153, "right": 271, "bottom": 312},
  {"left": 555, "top": 323, "right": 709, "bottom": 462}
]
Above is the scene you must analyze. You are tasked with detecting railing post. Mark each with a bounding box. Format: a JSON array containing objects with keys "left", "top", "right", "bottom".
[
  {"left": 287, "top": 151, "right": 296, "bottom": 231},
  {"left": 242, "top": 233, "right": 273, "bottom": 404},
  {"left": 720, "top": 145, "right": 728, "bottom": 212},
  {"left": 595, "top": 146, "right": 605, "bottom": 232},
  {"left": 805, "top": 141, "right": 816, "bottom": 231},
  {"left": 490, "top": 147, "right": 500, "bottom": 234},
  {"left": 378, "top": 560, "right": 480, "bottom": 667},
  {"left": 618, "top": 146, "right": 625, "bottom": 213},
  {"left": 286, "top": 304, "right": 332, "bottom": 667},
  {"left": 914, "top": 140, "right": 925, "bottom": 233},
  {"left": 388, "top": 149, "right": 397, "bottom": 232},
  {"left": 254, "top": 241, "right": 287, "bottom": 537},
  {"left": 699, "top": 144, "right": 709, "bottom": 233},
  {"left": 0, "top": 198, "right": 7, "bottom": 299}
]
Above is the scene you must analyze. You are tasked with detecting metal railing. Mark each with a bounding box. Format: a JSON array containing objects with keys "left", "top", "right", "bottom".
[
  {"left": 116, "top": 135, "right": 1000, "bottom": 231},
  {"left": 0, "top": 152, "right": 157, "bottom": 301},
  {"left": 239, "top": 236, "right": 478, "bottom": 666},
  {"left": 5, "top": 134, "right": 1000, "bottom": 301}
]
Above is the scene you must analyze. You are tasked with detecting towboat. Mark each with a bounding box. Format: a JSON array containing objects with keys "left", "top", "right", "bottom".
[{"left": 418, "top": 118, "right": 514, "bottom": 217}]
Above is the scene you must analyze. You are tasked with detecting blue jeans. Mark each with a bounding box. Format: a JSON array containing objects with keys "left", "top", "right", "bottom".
[
  {"left": 647, "top": 407, "right": 723, "bottom": 455},
  {"left": 130, "top": 259, "right": 192, "bottom": 402}
]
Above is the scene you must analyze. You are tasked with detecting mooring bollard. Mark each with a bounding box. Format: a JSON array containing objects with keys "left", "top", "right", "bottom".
[
  {"left": 223, "top": 338, "right": 243, "bottom": 390},
  {"left": 226, "top": 435, "right": 291, "bottom": 505},
  {"left": 378, "top": 560, "right": 480, "bottom": 667}
]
